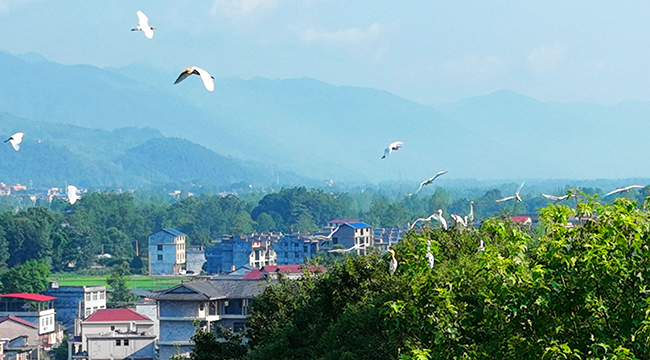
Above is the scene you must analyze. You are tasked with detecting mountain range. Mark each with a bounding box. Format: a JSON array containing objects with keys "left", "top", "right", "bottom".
[{"left": 0, "top": 49, "right": 648, "bottom": 188}]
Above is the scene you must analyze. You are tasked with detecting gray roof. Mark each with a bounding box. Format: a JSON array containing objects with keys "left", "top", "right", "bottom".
[
  {"left": 162, "top": 228, "right": 185, "bottom": 237},
  {"left": 153, "top": 279, "right": 267, "bottom": 301}
]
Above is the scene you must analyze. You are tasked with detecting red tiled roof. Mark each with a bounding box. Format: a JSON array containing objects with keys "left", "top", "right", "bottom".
[
  {"left": 511, "top": 216, "right": 532, "bottom": 224},
  {"left": 0, "top": 293, "right": 56, "bottom": 302},
  {"left": 242, "top": 269, "right": 263, "bottom": 280},
  {"left": 0, "top": 315, "right": 37, "bottom": 329},
  {"left": 85, "top": 309, "right": 150, "bottom": 322}
]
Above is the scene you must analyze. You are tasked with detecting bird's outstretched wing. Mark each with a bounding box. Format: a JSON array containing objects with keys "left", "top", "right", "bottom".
[
  {"left": 495, "top": 196, "right": 516, "bottom": 203},
  {"left": 137, "top": 11, "right": 149, "bottom": 28},
  {"left": 516, "top": 182, "right": 525, "bottom": 195},
  {"left": 542, "top": 194, "right": 560, "bottom": 201},
  {"left": 193, "top": 67, "right": 215, "bottom": 92},
  {"left": 174, "top": 70, "right": 191, "bottom": 84},
  {"left": 381, "top": 147, "right": 390, "bottom": 159},
  {"left": 432, "top": 170, "right": 449, "bottom": 182}
]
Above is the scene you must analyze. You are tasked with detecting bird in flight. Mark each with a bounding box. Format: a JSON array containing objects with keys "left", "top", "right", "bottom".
[
  {"left": 409, "top": 213, "right": 437, "bottom": 230},
  {"left": 132, "top": 11, "right": 156, "bottom": 39},
  {"left": 4, "top": 132, "right": 24, "bottom": 151},
  {"left": 541, "top": 193, "right": 575, "bottom": 201},
  {"left": 496, "top": 182, "right": 525, "bottom": 203},
  {"left": 605, "top": 185, "right": 645, "bottom": 197},
  {"left": 416, "top": 170, "right": 449, "bottom": 193},
  {"left": 174, "top": 66, "right": 215, "bottom": 92},
  {"left": 67, "top": 185, "right": 81, "bottom": 205},
  {"left": 381, "top": 141, "right": 403, "bottom": 159}
]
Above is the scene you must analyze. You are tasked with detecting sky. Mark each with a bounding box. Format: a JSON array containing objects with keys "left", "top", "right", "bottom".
[{"left": 1, "top": 0, "right": 650, "bottom": 105}]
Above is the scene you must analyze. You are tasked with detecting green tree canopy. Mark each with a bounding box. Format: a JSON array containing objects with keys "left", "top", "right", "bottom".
[{"left": 0, "top": 259, "right": 51, "bottom": 294}]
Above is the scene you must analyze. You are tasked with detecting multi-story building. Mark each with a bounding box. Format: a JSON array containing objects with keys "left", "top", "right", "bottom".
[
  {"left": 154, "top": 278, "right": 266, "bottom": 360},
  {"left": 45, "top": 283, "right": 107, "bottom": 331},
  {"left": 204, "top": 233, "right": 279, "bottom": 274},
  {"left": 373, "top": 227, "right": 405, "bottom": 251},
  {"left": 0, "top": 293, "right": 59, "bottom": 349},
  {"left": 148, "top": 228, "right": 187, "bottom": 275},
  {"left": 67, "top": 308, "right": 156, "bottom": 360},
  {"left": 275, "top": 233, "right": 321, "bottom": 264},
  {"left": 186, "top": 245, "right": 206, "bottom": 274},
  {"left": 329, "top": 222, "right": 374, "bottom": 255}
]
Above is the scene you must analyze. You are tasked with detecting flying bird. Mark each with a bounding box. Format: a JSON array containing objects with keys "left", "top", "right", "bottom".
[
  {"left": 495, "top": 182, "right": 525, "bottom": 203},
  {"left": 541, "top": 193, "right": 574, "bottom": 201},
  {"left": 416, "top": 170, "right": 449, "bottom": 193},
  {"left": 4, "top": 132, "right": 24, "bottom": 151},
  {"left": 605, "top": 185, "right": 645, "bottom": 197},
  {"left": 132, "top": 11, "right": 156, "bottom": 39},
  {"left": 381, "top": 141, "right": 403, "bottom": 159},
  {"left": 67, "top": 185, "right": 81, "bottom": 205},
  {"left": 409, "top": 213, "right": 436, "bottom": 230},
  {"left": 174, "top": 66, "right": 215, "bottom": 92},
  {"left": 388, "top": 249, "right": 397, "bottom": 275}
]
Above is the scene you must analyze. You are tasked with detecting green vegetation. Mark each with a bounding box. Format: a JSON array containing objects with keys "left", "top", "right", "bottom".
[
  {"left": 186, "top": 195, "right": 650, "bottom": 359},
  {"left": 51, "top": 274, "right": 187, "bottom": 291}
]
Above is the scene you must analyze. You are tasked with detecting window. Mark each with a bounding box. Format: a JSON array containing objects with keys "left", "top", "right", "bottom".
[
  {"left": 111, "top": 326, "right": 115, "bottom": 331},
  {"left": 115, "top": 340, "right": 121, "bottom": 346},
  {"left": 333, "top": 237, "right": 338, "bottom": 244},
  {"left": 92, "top": 292, "right": 97, "bottom": 300},
  {"left": 123, "top": 339, "right": 129, "bottom": 346},
  {"left": 85, "top": 293, "right": 91, "bottom": 301},
  {"left": 85, "top": 308, "right": 91, "bottom": 318},
  {"left": 100, "top": 292, "right": 105, "bottom": 300},
  {"left": 158, "top": 254, "right": 163, "bottom": 261},
  {"left": 93, "top": 307, "right": 97, "bottom": 312},
  {"left": 303, "top": 245, "right": 308, "bottom": 253},
  {"left": 294, "top": 252, "right": 299, "bottom": 258},
  {"left": 157, "top": 245, "right": 163, "bottom": 251}
]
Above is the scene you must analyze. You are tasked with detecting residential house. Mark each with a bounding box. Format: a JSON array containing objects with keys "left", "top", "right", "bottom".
[
  {"left": 326, "top": 222, "right": 374, "bottom": 255},
  {"left": 148, "top": 229, "right": 187, "bottom": 275},
  {"left": 45, "top": 283, "right": 107, "bottom": 331},
  {"left": 0, "top": 294, "right": 58, "bottom": 349},
  {"left": 186, "top": 245, "right": 206, "bottom": 274},
  {"left": 0, "top": 315, "right": 38, "bottom": 350},
  {"left": 3, "top": 336, "right": 36, "bottom": 360},
  {"left": 67, "top": 308, "right": 155, "bottom": 360},
  {"left": 204, "top": 233, "right": 279, "bottom": 274},
  {"left": 275, "top": 233, "right": 320, "bottom": 265},
  {"left": 373, "top": 227, "right": 405, "bottom": 251},
  {"left": 154, "top": 279, "right": 265, "bottom": 360}
]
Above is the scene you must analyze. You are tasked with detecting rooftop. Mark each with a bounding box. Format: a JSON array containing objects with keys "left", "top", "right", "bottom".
[
  {"left": 85, "top": 309, "right": 151, "bottom": 322},
  {"left": 344, "top": 222, "right": 372, "bottom": 229},
  {"left": 0, "top": 293, "right": 56, "bottom": 302},
  {"left": 0, "top": 315, "right": 37, "bottom": 329},
  {"left": 154, "top": 279, "right": 266, "bottom": 301}
]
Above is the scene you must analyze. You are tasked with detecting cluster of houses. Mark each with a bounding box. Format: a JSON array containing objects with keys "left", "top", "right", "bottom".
[{"left": 0, "top": 220, "right": 404, "bottom": 360}]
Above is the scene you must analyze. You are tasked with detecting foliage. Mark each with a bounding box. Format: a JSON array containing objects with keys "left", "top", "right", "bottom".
[
  {"left": 188, "top": 325, "right": 248, "bottom": 360},
  {"left": 0, "top": 260, "right": 51, "bottom": 294},
  {"left": 106, "top": 262, "right": 138, "bottom": 305}
]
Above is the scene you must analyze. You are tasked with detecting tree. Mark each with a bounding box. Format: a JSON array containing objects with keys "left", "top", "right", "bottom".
[
  {"left": 254, "top": 212, "right": 276, "bottom": 232},
  {"left": 187, "top": 325, "right": 247, "bottom": 360},
  {"left": 295, "top": 211, "right": 319, "bottom": 233},
  {"left": 106, "top": 262, "right": 138, "bottom": 305},
  {"left": 0, "top": 260, "right": 50, "bottom": 294}
]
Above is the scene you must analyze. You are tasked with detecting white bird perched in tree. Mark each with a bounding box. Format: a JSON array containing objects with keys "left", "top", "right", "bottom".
[
  {"left": 431, "top": 209, "right": 447, "bottom": 230},
  {"left": 132, "top": 11, "right": 156, "bottom": 39},
  {"left": 495, "top": 182, "right": 525, "bottom": 203},
  {"left": 388, "top": 249, "right": 397, "bottom": 275},
  {"left": 541, "top": 193, "right": 575, "bottom": 201},
  {"left": 66, "top": 185, "right": 80, "bottom": 205},
  {"left": 450, "top": 214, "right": 467, "bottom": 228},
  {"left": 468, "top": 201, "right": 475, "bottom": 224},
  {"left": 425, "top": 240, "right": 435, "bottom": 269},
  {"left": 605, "top": 185, "right": 645, "bottom": 197},
  {"left": 416, "top": 170, "right": 449, "bottom": 193},
  {"left": 4, "top": 132, "right": 24, "bottom": 151},
  {"left": 381, "top": 141, "right": 403, "bottom": 159},
  {"left": 174, "top": 66, "right": 215, "bottom": 92},
  {"left": 479, "top": 239, "right": 485, "bottom": 252}
]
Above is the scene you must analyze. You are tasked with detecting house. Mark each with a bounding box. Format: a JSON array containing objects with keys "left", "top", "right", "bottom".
[
  {"left": 326, "top": 222, "right": 374, "bottom": 255},
  {"left": 67, "top": 308, "right": 156, "bottom": 360},
  {"left": 0, "top": 315, "right": 39, "bottom": 349},
  {"left": 148, "top": 229, "right": 187, "bottom": 275},
  {"left": 154, "top": 278, "right": 266, "bottom": 360},
  {"left": 373, "top": 227, "right": 405, "bottom": 251},
  {"left": 3, "top": 336, "right": 36, "bottom": 360},
  {"left": 275, "top": 233, "right": 320, "bottom": 265},
  {"left": 0, "top": 294, "right": 59, "bottom": 349},
  {"left": 186, "top": 245, "right": 206, "bottom": 274},
  {"left": 204, "top": 233, "right": 279, "bottom": 274},
  {"left": 45, "top": 283, "right": 107, "bottom": 331}
]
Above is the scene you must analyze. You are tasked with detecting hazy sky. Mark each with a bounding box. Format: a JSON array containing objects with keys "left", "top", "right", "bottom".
[{"left": 1, "top": 0, "right": 649, "bottom": 105}]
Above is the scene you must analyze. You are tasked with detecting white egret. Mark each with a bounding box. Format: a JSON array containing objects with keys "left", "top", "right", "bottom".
[
  {"left": 431, "top": 209, "right": 448, "bottom": 230},
  {"left": 409, "top": 214, "right": 436, "bottom": 230},
  {"left": 4, "top": 132, "right": 24, "bottom": 151},
  {"left": 605, "top": 185, "right": 645, "bottom": 197},
  {"left": 389, "top": 249, "right": 397, "bottom": 275},
  {"left": 66, "top": 185, "right": 80, "bottom": 205},
  {"left": 479, "top": 239, "right": 485, "bottom": 252},
  {"left": 132, "top": 11, "right": 156, "bottom": 39},
  {"left": 381, "top": 141, "right": 403, "bottom": 159},
  {"left": 416, "top": 170, "right": 449, "bottom": 193},
  {"left": 174, "top": 66, "right": 215, "bottom": 92},
  {"left": 495, "top": 182, "right": 525, "bottom": 203},
  {"left": 425, "top": 252, "right": 435, "bottom": 269},
  {"left": 541, "top": 193, "right": 575, "bottom": 201},
  {"left": 450, "top": 213, "right": 466, "bottom": 228}
]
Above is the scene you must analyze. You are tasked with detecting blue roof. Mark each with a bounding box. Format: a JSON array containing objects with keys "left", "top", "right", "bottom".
[
  {"left": 162, "top": 228, "right": 185, "bottom": 237},
  {"left": 345, "top": 222, "right": 372, "bottom": 229}
]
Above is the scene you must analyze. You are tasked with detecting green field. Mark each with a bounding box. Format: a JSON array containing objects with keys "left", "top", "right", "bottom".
[{"left": 51, "top": 274, "right": 190, "bottom": 291}]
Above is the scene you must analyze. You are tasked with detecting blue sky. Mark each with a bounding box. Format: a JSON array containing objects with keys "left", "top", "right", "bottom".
[{"left": 1, "top": 0, "right": 650, "bottom": 105}]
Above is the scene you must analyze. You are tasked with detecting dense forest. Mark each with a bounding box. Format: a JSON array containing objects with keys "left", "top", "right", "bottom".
[
  {"left": 184, "top": 195, "right": 650, "bottom": 360},
  {"left": 0, "top": 184, "right": 643, "bottom": 277}
]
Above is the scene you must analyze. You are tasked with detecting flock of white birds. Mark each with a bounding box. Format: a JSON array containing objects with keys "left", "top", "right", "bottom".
[{"left": 2, "top": 11, "right": 220, "bottom": 206}]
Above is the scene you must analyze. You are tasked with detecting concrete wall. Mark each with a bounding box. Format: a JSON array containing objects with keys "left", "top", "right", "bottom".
[
  {"left": 205, "top": 239, "right": 251, "bottom": 274},
  {"left": 135, "top": 302, "right": 158, "bottom": 338},
  {"left": 149, "top": 231, "right": 186, "bottom": 275},
  {"left": 159, "top": 301, "right": 202, "bottom": 319},
  {"left": 0, "top": 321, "right": 38, "bottom": 344},
  {"left": 86, "top": 336, "right": 155, "bottom": 360},
  {"left": 186, "top": 247, "right": 206, "bottom": 274},
  {"left": 46, "top": 285, "right": 107, "bottom": 330}
]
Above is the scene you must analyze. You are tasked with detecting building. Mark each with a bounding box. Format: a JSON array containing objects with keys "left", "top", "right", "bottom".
[
  {"left": 0, "top": 315, "right": 39, "bottom": 348},
  {"left": 327, "top": 222, "right": 374, "bottom": 255},
  {"left": 148, "top": 229, "right": 187, "bottom": 275},
  {"left": 45, "top": 283, "right": 107, "bottom": 331},
  {"left": 0, "top": 294, "right": 58, "bottom": 349},
  {"left": 373, "top": 227, "right": 405, "bottom": 251},
  {"left": 3, "top": 336, "right": 36, "bottom": 360},
  {"left": 154, "top": 279, "right": 266, "bottom": 360},
  {"left": 67, "top": 308, "right": 156, "bottom": 360},
  {"left": 275, "top": 233, "right": 321, "bottom": 265},
  {"left": 185, "top": 245, "right": 206, "bottom": 274},
  {"left": 242, "top": 264, "right": 326, "bottom": 280},
  {"left": 205, "top": 233, "right": 279, "bottom": 274}
]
